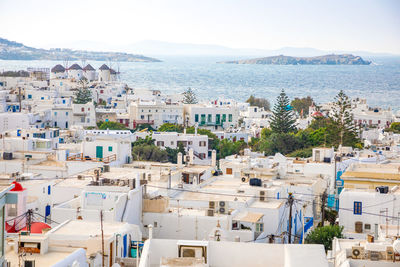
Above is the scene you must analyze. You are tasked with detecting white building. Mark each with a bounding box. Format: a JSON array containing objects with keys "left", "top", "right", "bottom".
[
  {"left": 80, "top": 133, "right": 132, "bottom": 166},
  {"left": 139, "top": 238, "right": 329, "bottom": 267},
  {"left": 67, "top": 64, "right": 84, "bottom": 81},
  {"left": 83, "top": 64, "right": 96, "bottom": 81},
  {"left": 129, "top": 100, "right": 184, "bottom": 129},
  {"left": 98, "top": 64, "right": 111, "bottom": 82},
  {"left": 50, "top": 64, "right": 67, "bottom": 79},
  {"left": 184, "top": 103, "right": 239, "bottom": 131},
  {"left": 72, "top": 102, "right": 96, "bottom": 127},
  {"left": 338, "top": 187, "right": 400, "bottom": 239}
]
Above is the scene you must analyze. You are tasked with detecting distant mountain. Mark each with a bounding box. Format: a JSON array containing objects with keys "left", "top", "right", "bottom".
[
  {"left": 125, "top": 40, "right": 397, "bottom": 58},
  {"left": 219, "top": 54, "right": 371, "bottom": 65},
  {"left": 0, "top": 37, "right": 161, "bottom": 62}
]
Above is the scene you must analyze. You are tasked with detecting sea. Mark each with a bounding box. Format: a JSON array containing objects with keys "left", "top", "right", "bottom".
[{"left": 1, "top": 55, "right": 400, "bottom": 110}]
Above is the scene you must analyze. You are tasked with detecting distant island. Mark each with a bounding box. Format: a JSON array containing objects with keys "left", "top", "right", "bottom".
[
  {"left": 219, "top": 54, "right": 371, "bottom": 65},
  {"left": 0, "top": 37, "right": 161, "bottom": 62}
]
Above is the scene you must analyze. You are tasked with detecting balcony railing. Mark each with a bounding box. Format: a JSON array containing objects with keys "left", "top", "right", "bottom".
[
  {"left": 199, "top": 121, "right": 223, "bottom": 126},
  {"left": 132, "top": 120, "right": 154, "bottom": 128},
  {"left": 67, "top": 153, "right": 117, "bottom": 163}
]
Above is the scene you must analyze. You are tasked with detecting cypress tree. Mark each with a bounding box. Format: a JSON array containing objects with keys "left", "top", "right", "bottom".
[
  {"left": 330, "top": 90, "right": 358, "bottom": 146},
  {"left": 182, "top": 87, "right": 198, "bottom": 104},
  {"left": 270, "top": 90, "right": 296, "bottom": 133}
]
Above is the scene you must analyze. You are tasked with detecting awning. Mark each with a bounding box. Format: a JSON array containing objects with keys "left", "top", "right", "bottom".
[{"left": 233, "top": 212, "right": 263, "bottom": 223}]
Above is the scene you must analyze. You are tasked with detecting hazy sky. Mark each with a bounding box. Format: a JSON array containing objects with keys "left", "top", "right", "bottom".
[{"left": 0, "top": 0, "right": 399, "bottom": 53}]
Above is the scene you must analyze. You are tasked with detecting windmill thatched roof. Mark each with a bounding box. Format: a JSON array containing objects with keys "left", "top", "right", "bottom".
[
  {"left": 83, "top": 64, "right": 95, "bottom": 71},
  {"left": 51, "top": 64, "right": 65, "bottom": 73},
  {"left": 99, "top": 64, "right": 110, "bottom": 70},
  {"left": 68, "top": 64, "right": 82, "bottom": 70}
]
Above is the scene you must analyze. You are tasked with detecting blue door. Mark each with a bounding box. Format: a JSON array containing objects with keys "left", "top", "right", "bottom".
[{"left": 123, "top": 234, "right": 127, "bottom": 257}]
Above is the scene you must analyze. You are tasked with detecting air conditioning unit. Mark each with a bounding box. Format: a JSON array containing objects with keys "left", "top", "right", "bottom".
[
  {"left": 386, "top": 246, "right": 394, "bottom": 261},
  {"left": 206, "top": 209, "right": 214, "bottom": 217},
  {"left": 351, "top": 246, "right": 365, "bottom": 259},
  {"left": 370, "top": 251, "right": 380, "bottom": 261},
  {"left": 24, "top": 260, "right": 35, "bottom": 267},
  {"left": 180, "top": 246, "right": 204, "bottom": 259},
  {"left": 260, "top": 191, "right": 266, "bottom": 202},
  {"left": 209, "top": 201, "right": 215, "bottom": 209},
  {"left": 219, "top": 201, "right": 226, "bottom": 207},
  {"left": 77, "top": 175, "right": 83, "bottom": 180},
  {"left": 219, "top": 207, "right": 226, "bottom": 214}
]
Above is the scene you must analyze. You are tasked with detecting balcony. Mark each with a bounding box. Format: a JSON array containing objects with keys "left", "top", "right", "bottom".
[
  {"left": 67, "top": 153, "right": 117, "bottom": 164},
  {"left": 199, "top": 121, "right": 223, "bottom": 126},
  {"left": 132, "top": 120, "right": 154, "bottom": 128}
]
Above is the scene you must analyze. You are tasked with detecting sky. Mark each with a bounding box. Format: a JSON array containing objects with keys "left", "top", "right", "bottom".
[{"left": 0, "top": 0, "right": 399, "bottom": 54}]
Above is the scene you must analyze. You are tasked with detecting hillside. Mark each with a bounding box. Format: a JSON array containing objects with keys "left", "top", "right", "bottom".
[
  {"left": 220, "top": 54, "right": 371, "bottom": 65},
  {"left": 0, "top": 37, "right": 161, "bottom": 62}
]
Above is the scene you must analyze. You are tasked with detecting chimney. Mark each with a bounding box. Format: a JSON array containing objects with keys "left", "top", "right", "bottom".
[
  {"left": 211, "top": 150, "right": 217, "bottom": 167},
  {"left": 177, "top": 152, "right": 183, "bottom": 168},
  {"left": 148, "top": 224, "right": 153, "bottom": 239},
  {"left": 189, "top": 149, "right": 194, "bottom": 165}
]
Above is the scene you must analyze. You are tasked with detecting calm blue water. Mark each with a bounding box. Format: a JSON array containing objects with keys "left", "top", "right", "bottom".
[{"left": 1, "top": 56, "right": 400, "bottom": 110}]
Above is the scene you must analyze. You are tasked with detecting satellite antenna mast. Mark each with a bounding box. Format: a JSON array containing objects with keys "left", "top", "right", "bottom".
[{"left": 117, "top": 62, "right": 121, "bottom": 81}]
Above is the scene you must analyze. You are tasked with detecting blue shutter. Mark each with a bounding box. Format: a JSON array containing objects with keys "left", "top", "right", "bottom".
[{"left": 48, "top": 185, "right": 51, "bottom": 195}]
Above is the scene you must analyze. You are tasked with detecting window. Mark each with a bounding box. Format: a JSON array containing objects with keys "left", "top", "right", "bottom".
[
  {"left": 353, "top": 201, "right": 362, "bottom": 215},
  {"left": 156, "top": 141, "right": 164, "bottom": 147},
  {"left": 28, "top": 94, "right": 32, "bottom": 99},
  {"left": 81, "top": 107, "right": 85, "bottom": 112},
  {"left": 171, "top": 141, "right": 174, "bottom": 145},
  {"left": 62, "top": 99, "right": 66, "bottom": 104},
  {"left": 54, "top": 112, "right": 57, "bottom": 116},
  {"left": 66, "top": 112, "right": 68, "bottom": 116},
  {"left": 201, "top": 114, "right": 206, "bottom": 124},
  {"left": 108, "top": 146, "right": 113, "bottom": 152},
  {"left": 256, "top": 223, "right": 264, "bottom": 232},
  {"left": 195, "top": 114, "right": 199, "bottom": 122},
  {"left": 228, "top": 114, "right": 233, "bottom": 122},
  {"left": 141, "top": 115, "right": 145, "bottom": 119},
  {"left": 222, "top": 114, "right": 226, "bottom": 122},
  {"left": 7, "top": 204, "right": 17, "bottom": 217},
  {"left": 208, "top": 114, "right": 212, "bottom": 122}
]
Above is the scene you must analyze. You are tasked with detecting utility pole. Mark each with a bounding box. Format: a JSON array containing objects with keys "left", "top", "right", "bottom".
[
  {"left": 27, "top": 209, "right": 32, "bottom": 233},
  {"left": 100, "top": 210, "right": 105, "bottom": 267},
  {"left": 321, "top": 191, "right": 327, "bottom": 227},
  {"left": 18, "top": 87, "right": 22, "bottom": 112},
  {"left": 287, "top": 193, "right": 294, "bottom": 244}
]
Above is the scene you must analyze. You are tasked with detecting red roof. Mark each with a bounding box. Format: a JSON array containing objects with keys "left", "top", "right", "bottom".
[
  {"left": 21, "top": 222, "right": 51, "bottom": 234},
  {"left": 312, "top": 111, "right": 324, "bottom": 117},
  {"left": 10, "top": 181, "right": 25, "bottom": 191},
  {"left": 6, "top": 221, "right": 17, "bottom": 233}
]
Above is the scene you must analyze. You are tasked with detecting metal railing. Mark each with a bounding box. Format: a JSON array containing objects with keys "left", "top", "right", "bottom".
[{"left": 66, "top": 153, "right": 117, "bottom": 163}]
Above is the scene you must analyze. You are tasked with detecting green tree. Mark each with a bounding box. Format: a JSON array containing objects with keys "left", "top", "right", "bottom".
[
  {"left": 132, "top": 135, "right": 155, "bottom": 147},
  {"left": 291, "top": 96, "right": 314, "bottom": 117},
  {"left": 388, "top": 122, "right": 400, "bottom": 133},
  {"left": 98, "top": 121, "right": 128, "bottom": 130},
  {"left": 246, "top": 95, "right": 271, "bottom": 111},
  {"left": 158, "top": 123, "right": 184, "bottom": 133},
  {"left": 182, "top": 87, "right": 198, "bottom": 104},
  {"left": 305, "top": 225, "right": 343, "bottom": 251},
  {"left": 270, "top": 90, "right": 296, "bottom": 134},
  {"left": 218, "top": 139, "right": 247, "bottom": 159},
  {"left": 132, "top": 145, "right": 168, "bottom": 162},
  {"left": 74, "top": 77, "right": 92, "bottom": 104},
  {"left": 287, "top": 147, "right": 313, "bottom": 158},
  {"left": 330, "top": 90, "right": 359, "bottom": 146},
  {"left": 166, "top": 143, "right": 186, "bottom": 163}
]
